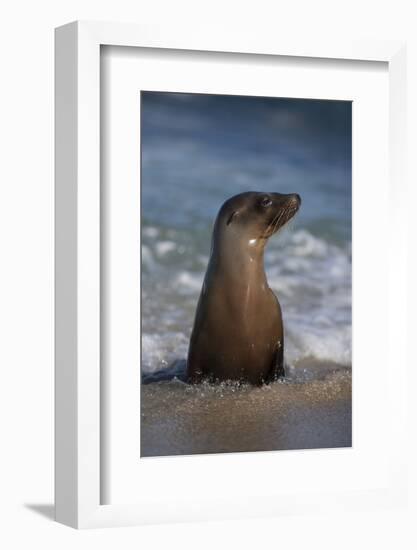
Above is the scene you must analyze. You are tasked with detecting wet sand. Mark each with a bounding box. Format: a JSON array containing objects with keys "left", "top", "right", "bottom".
[{"left": 141, "top": 362, "right": 351, "bottom": 457}]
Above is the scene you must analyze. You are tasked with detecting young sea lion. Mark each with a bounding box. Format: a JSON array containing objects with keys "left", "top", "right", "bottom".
[{"left": 187, "top": 191, "right": 301, "bottom": 385}]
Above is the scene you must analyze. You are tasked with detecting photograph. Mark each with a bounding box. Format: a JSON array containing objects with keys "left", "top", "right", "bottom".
[
  {"left": 140, "top": 91, "right": 352, "bottom": 457},
  {"left": 0, "top": 1, "right": 410, "bottom": 542}
]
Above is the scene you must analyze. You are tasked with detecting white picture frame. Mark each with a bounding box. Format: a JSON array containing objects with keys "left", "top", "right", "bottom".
[{"left": 55, "top": 21, "right": 407, "bottom": 529}]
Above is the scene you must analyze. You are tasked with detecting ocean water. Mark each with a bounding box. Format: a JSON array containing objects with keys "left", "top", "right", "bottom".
[{"left": 140, "top": 92, "right": 352, "bottom": 455}]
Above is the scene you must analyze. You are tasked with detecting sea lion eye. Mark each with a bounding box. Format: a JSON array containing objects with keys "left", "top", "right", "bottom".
[{"left": 261, "top": 197, "right": 272, "bottom": 207}]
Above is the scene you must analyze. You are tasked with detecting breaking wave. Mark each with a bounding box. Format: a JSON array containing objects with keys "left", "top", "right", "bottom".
[{"left": 141, "top": 226, "right": 351, "bottom": 380}]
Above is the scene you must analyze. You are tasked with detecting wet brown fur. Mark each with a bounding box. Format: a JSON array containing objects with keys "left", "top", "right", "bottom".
[{"left": 187, "top": 191, "right": 301, "bottom": 385}]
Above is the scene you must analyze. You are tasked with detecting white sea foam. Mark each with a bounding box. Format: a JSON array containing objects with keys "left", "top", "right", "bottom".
[
  {"left": 141, "top": 245, "right": 157, "bottom": 271},
  {"left": 155, "top": 240, "right": 177, "bottom": 256},
  {"left": 285, "top": 320, "right": 351, "bottom": 366},
  {"left": 143, "top": 226, "right": 159, "bottom": 238},
  {"left": 142, "top": 332, "right": 189, "bottom": 373},
  {"left": 175, "top": 271, "right": 204, "bottom": 293},
  {"left": 291, "top": 229, "right": 328, "bottom": 257},
  {"left": 141, "top": 228, "right": 351, "bottom": 377}
]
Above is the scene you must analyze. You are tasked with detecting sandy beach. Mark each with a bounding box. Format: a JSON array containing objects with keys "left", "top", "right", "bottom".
[{"left": 141, "top": 362, "right": 351, "bottom": 457}]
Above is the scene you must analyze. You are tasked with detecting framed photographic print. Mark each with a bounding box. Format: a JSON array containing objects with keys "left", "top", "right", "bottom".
[{"left": 55, "top": 21, "right": 407, "bottom": 528}]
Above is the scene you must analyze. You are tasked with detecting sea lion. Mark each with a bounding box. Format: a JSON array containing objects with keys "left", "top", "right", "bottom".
[{"left": 187, "top": 191, "right": 301, "bottom": 385}]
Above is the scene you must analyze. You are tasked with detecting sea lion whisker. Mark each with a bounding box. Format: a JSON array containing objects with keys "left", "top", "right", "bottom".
[
  {"left": 272, "top": 208, "right": 287, "bottom": 234},
  {"left": 262, "top": 212, "right": 280, "bottom": 239},
  {"left": 272, "top": 212, "right": 283, "bottom": 233},
  {"left": 265, "top": 215, "right": 280, "bottom": 238},
  {"left": 277, "top": 205, "right": 298, "bottom": 232},
  {"left": 271, "top": 213, "right": 282, "bottom": 234}
]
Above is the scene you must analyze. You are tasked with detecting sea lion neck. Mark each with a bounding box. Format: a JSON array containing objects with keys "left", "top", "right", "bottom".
[{"left": 209, "top": 232, "right": 269, "bottom": 286}]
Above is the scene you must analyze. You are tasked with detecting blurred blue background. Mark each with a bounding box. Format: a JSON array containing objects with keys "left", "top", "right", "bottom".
[{"left": 141, "top": 92, "right": 352, "bottom": 377}]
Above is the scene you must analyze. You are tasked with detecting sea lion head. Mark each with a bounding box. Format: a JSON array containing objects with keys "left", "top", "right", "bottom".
[{"left": 216, "top": 191, "right": 301, "bottom": 246}]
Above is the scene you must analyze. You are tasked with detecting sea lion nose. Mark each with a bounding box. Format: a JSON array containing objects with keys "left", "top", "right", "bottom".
[{"left": 291, "top": 193, "right": 301, "bottom": 206}]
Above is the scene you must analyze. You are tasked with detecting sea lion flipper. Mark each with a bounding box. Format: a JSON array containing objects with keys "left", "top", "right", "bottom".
[{"left": 265, "top": 341, "right": 285, "bottom": 383}]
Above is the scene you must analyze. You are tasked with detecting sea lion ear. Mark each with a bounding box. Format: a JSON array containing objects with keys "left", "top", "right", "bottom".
[{"left": 226, "top": 211, "right": 238, "bottom": 225}]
